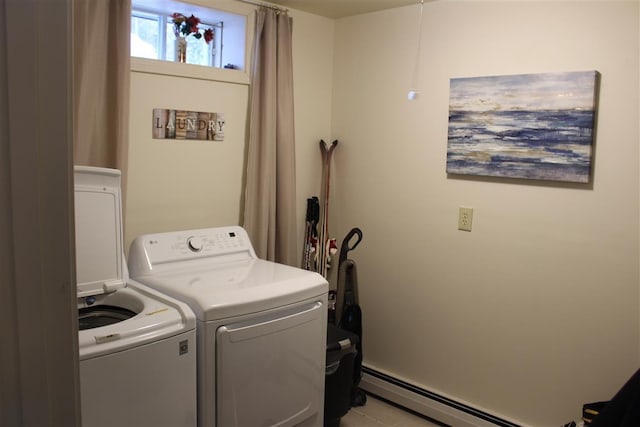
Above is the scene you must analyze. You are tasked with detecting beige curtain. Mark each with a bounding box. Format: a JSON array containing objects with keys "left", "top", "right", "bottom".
[
  {"left": 73, "top": 0, "right": 130, "bottom": 177},
  {"left": 243, "top": 8, "right": 297, "bottom": 266}
]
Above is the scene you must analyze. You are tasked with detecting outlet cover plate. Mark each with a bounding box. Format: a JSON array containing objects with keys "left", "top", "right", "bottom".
[{"left": 458, "top": 207, "right": 473, "bottom": 232}]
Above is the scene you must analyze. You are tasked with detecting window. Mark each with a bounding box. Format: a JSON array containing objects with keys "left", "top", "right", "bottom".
[
  {"left": 131, "top": 2, "right": 246, "bottom": 71},
  {"left": 131, "top": 11, "right": 161, "bottom": 60},
  {"left": 131, "top": 10, "right": 222, "bottom": 67}
]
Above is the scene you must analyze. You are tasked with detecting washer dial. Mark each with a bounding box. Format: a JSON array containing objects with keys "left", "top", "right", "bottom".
[{"left": 187, "top": 236, "right": 204, "bottom": 252}]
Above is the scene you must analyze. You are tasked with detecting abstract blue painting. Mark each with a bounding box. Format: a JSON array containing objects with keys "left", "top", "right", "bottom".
[{"left": 446, "top": 71, "right": 599, "bottom": 183}]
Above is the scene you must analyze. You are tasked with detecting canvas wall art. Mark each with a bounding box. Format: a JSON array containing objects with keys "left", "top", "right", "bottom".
[
  {"left": 446, "top": 71, "right": 599, "bottom": 183},
  {"left": 152, "top": 109, "right": 225, "bottom": 141}
]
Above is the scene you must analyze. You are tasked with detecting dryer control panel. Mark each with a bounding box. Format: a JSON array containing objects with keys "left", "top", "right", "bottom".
[{"left": 128, "top": 226, "right": 257, "bottom": 275}]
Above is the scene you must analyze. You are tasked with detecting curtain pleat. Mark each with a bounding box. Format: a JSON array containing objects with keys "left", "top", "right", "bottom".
[
  {"left": 243, "top": 8, "right": 298, "bottom": 266},
  {"left": 72, "top": 0, "right": 130, "bottom": 185}
]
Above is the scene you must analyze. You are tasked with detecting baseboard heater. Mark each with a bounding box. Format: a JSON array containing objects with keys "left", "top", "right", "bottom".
[{"left": 361, "top": 366, "right": 522, "bottom": 427}]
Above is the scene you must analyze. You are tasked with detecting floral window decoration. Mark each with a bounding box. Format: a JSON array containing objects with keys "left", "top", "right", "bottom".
[{"left": 171, "top": 13, "right": 214, "bottom": 62}]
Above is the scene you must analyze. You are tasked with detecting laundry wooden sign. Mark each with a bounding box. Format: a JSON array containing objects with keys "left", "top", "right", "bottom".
[{"left": 152, "top": 109, "right": 225, "bottom": 141}]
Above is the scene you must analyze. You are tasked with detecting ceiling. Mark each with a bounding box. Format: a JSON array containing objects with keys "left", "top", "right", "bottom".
[{"left": 266, "top": 0, "right": 422, "bottom": 19}]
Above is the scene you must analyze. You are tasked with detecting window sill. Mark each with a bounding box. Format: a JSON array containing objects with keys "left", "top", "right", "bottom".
[{"left": 131, "top": 57, "right": 250, "bottom": 85}]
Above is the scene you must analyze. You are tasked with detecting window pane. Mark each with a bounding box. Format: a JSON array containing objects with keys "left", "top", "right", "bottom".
[
  {"left": 131, "top": 15, "right": 159, "bottom": 59},
  {"left": 165, "top": 22, "right": 175, "bottom": 61},
  {"left": 187, "top": 27, "right": 211, "bottom": 67}
]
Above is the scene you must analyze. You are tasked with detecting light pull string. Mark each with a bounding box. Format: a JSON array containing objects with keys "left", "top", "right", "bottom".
[{"left": 408, "top": 0, "right": 424, "bottom": 100}]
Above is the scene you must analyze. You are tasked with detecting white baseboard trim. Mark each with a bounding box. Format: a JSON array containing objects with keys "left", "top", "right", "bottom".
[{"left": 360, "top": 366, "right": 523, "bottom": 427}]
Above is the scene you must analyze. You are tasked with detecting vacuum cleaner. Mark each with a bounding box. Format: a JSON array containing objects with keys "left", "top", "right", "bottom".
[{"left": 324, "top": 228, "right": 366, "bottom": 426}]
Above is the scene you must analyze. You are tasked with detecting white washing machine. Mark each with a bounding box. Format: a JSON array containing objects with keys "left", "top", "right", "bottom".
[
  {"left": 75, "top": 166, "right": 197, "bottom": 427},
  {"left": 128, "top": 226, "right": 329, "bottom": 427}
]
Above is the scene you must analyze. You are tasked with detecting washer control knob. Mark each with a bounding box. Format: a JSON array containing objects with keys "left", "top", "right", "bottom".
[{"left": 187, "top": 236, "right": 204, "bottom": 252}]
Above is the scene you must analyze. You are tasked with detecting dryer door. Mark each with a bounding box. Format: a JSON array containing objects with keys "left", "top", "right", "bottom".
[{"left": 216, "top": 300, "right": 325, "bottom": 427}]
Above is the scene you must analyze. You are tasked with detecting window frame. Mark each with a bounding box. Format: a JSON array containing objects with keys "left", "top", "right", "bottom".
[{"left": 129, "top": 0, "right": 255, "bottom": 84}]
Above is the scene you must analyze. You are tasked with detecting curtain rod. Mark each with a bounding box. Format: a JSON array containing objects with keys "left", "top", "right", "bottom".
[{"left": 236, "top": 0, "right": 288, "bottom": 13}]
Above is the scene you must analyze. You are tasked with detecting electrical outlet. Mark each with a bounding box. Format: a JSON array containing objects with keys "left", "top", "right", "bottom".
[{"left": 458, "top": 207, "right": 473, "bottom": 232}]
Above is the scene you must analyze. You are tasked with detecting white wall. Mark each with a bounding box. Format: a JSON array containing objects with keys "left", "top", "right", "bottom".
[
  {"left": 289, "top": 9, "right": 336, "bottom": 256},
  {"left": 331, "top": 1, "right": 639, "bottom": 426},
  {"left": 124, "top": 4, "right": 335, "bottom": 258},
  {"left": 125, "top": 66, "right": 249, "bottom": 249}
]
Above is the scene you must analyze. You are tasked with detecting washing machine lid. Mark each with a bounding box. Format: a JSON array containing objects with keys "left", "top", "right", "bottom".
[
  {"left": 134, "top": 259, "right": 328, "bottom": 321},
  {"left": 74, "top": 166, "right": 126, "bottom": 297}
]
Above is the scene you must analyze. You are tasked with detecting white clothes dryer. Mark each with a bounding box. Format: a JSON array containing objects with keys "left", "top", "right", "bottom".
[
  {"left": 128, "top": 227, "right": 329, "bottom": 427},
  {"left": 75, "top": 166, "right": 197, "bottom": 427}
]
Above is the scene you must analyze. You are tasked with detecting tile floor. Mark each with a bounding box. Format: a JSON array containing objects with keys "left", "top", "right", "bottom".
[{"left": 340, "top": 394, "right": 443, "bottom": 427}]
